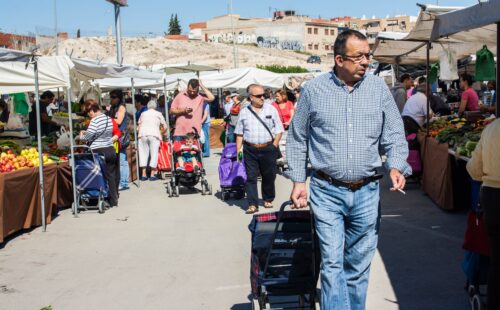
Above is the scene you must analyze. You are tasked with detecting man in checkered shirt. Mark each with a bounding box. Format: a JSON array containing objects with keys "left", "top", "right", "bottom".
[
  {"left": 287, "top": 30, "right": 411, "bottom": 309},
  {"left": 235, "top": 84, "right": 284, "bottom": 214}
]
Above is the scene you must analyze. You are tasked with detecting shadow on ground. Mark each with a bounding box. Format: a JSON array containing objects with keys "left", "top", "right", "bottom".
[{"left": 377, "top": 175, "right": 469, "bottom": 309}]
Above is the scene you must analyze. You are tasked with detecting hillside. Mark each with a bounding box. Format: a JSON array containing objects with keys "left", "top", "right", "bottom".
[{"left": 44, "top": 36, "right": 333, "bottom": 71}]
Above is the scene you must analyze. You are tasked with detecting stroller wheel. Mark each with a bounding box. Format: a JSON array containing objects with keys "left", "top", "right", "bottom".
[
  {"left": 471, "top": 294, "right": 483, "bottom": 310},
  {"left": 98, "top": 200, "right": 105, "bottom": 214},
  {"left": 201, "top": 183, "right": 207, "bottom": 195},
  {"left": 166, "top": 183, "right": 172, "bottom": 197},
  {"left": 175, "top": 185, "right": 180, "bottom": 197},
  {"left": 208, "top": 184, "right": 213, "bottom": 195}
]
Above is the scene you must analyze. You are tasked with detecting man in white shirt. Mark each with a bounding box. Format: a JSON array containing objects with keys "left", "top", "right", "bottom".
[{"left": 401, "top": 77, "right": 433, "bottom": 134}]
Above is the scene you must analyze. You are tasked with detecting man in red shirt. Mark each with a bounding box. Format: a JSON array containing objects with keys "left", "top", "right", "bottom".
[
  {"left": 459, "top": 73, "right": 479, "bottom": 115},
  {"left": 170, "top": 79, "right": 215, "bottom": 140}
]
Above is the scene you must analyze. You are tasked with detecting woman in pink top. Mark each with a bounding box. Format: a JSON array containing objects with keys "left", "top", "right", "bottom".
[
  {"left": 138, "top": 100, "right": 168, "bottom": 181},
  {"left": 459, "top": 73, "right": 479, "bottom": 115},
  {"left": 272, "top": 89, "right": 295, "bottom": 130}
]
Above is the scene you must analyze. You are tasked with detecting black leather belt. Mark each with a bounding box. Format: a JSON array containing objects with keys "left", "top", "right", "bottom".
[{"left": 315, "top": 170, "right": 383, "bottom": 191}]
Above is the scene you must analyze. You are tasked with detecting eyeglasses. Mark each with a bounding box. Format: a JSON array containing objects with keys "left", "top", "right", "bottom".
[
  {"left": 342, "top": 53, "right": 372, "bottom": 63},
  {"left": 110, "top": 95, "right": 118, "bottom": 99},
  {"left": 251, "top": 93, "right": 265, "bottom": 99}
]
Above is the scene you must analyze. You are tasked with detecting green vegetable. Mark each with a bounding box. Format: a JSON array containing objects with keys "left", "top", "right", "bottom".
[{"left": 465, "top": 141, "right": 478, "bottom": 152}]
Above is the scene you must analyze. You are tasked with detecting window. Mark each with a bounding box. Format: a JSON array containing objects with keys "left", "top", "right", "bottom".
[
  {"left": 330, "top": 29, "right": 335, "bottom": 36},
  {"left": 307, "top": 28, "right": 312, "bottom": 34},
  {"left": 314, "top": 44, "right": 318, "bottom": 50},
  {"left": 308, "top": 44, "right": 313, "bottom": 50},
  {"left": 325, "top": 29, "right": 329, "bottom": 35},
  {"left": 314, "top": 28, "right": 318, "bottom": 35},
  {"left": 325, "top": 45, "right": 329, "bottom": 51}
]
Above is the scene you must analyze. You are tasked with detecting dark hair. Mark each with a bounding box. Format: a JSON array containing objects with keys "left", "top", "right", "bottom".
[
  {"left": 188, "top": 79, "right": 200, "bottom": 89},
  {"left": 333, "top": 30, "right": 367, "bottom": 58},
  {"left": 84, "top": 99, "right": 101, "bottom": 113},
  {"left": 41, "top": 90, "right": 55, "bottom": 100},
  {"left": 185, "top": 132, "right": 195, "bottom": 140},
  {"left": 399, "top": 74, "right": 411, "bottom": 83},
  {"left": 418, "top": 76, "right": 427, "bottom": 85},
  {"left": 0, "top": 98, "right": 8, "bottom": 110},
  {"left": 109, "top": 89, "right": 123, "bottom": 101},
  {"left": 460, "top": 73, "right": 474, "bottom": 86},
  {"left": 223, "top": 90, "right": 231, "bottom": 97},
  {"left": 264, "top": 88, "right": 273, "bottom": 99}
]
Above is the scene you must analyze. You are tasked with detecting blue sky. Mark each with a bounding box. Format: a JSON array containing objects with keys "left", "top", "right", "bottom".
[{"left": 0, "top": 0, "right": 478, "bottom": 37}]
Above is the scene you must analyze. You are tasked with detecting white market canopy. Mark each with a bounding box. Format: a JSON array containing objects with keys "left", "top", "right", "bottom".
[
  {"left": 0, "top": 48, "right": 73, "bottom": 93},
  {"left": 160, "top": 62, "right": 219, "bottom": 75},
  {"left": 71, "top": 58, "right": 164, "bottom": 81},
  {"left": 372, "top": 2, "right": 498, "bottom": 65}
]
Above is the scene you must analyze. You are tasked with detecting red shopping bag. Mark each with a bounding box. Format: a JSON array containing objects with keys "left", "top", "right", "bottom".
[{"left": 157, "top": 141, "right": 172, "bottom": 171}]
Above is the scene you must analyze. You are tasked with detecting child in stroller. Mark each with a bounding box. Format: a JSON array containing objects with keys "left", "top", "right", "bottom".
[
  {"left": 166, "top": 130, "right": 212, "bottom": 197},
  {"left": 177, "top": 132, "right": 200, "bottom": 174}
]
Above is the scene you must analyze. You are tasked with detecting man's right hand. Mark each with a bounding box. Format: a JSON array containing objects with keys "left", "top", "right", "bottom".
[{"left": 291, "top": 182, "right": 308, "bottom": 209}]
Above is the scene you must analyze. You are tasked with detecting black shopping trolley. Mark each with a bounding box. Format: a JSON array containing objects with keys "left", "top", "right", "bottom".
[
  {"left": 248, "top": 201, "right": 320, "bottom": 309},
  {"left": 73, "top": 146, "right": 109, "bottom": 214}
]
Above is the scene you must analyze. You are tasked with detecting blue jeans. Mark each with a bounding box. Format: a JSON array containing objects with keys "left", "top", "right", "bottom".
[
  {"left": 202, "top": 123, "right": 210, "bottom": 157},
  {"left": 119, "top": 151, "right": 129, "bottom": 188},
  {"left": 310, "top": 172, "right": 380, "bottom": 310}
]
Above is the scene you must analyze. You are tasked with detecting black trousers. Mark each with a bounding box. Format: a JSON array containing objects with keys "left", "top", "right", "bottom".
[
  {"left": 482, "top": 186, "right": 500, "bottom": 308},
  {"left": 243, "top": 143, "right": 277, "bottom": 207},
  {"left": 93, "top": 146, "right": 119, "bottom": 207}
]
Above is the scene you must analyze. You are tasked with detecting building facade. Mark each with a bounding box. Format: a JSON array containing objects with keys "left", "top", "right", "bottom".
[{"left": 0, "top": 32, "right": 36, "bottom": 51}]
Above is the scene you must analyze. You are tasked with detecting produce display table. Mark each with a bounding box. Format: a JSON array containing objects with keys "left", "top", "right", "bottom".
[
  {"left": 0, "top": 163, "right": 72, "bottom": 243},
  {"left": 418, "top": 133, "right": 473, "bottom": 211}
]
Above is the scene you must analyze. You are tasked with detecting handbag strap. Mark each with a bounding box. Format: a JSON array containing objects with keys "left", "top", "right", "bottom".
[
  {"left": 88, "top": 116, "right": 109, "bottom": 146},
  {"left": 247, "top": 106, "right": 274, "bottom": 141}
]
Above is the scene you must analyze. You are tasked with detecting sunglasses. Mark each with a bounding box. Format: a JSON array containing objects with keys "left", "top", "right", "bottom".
[{"left": 251, "top": 93, "right": 265, "bottom": 99}]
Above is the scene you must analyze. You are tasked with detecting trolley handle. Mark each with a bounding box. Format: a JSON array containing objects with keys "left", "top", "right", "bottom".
[{"left": 262, "top": 200, "right": 315, "bottom": 278}]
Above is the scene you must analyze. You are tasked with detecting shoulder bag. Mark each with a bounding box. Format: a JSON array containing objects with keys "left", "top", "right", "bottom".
[{"left": 247, "top": 106, "right": 282, "bottom": 159}]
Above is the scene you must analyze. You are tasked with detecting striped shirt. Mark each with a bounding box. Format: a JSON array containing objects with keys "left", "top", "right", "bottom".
[
  {"left": 234, "top": 103, "right": 284, "bottom": 144},
  {"left": 286, "top": 71, "right": 411, "bottom": 182},
  {"left": 82, "top": 113, "right": 113, "bottom": 150}
]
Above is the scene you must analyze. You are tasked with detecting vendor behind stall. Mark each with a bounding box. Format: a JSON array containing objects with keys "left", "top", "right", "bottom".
[
  {"left": 28, "top": 90, "right": 62, "bottom": 137},
  {"left": 0, "top": 98, "right": 9, "bottom": 123},
  {"left": 458, "top": 73, "right": 479, "bottom": 115}
]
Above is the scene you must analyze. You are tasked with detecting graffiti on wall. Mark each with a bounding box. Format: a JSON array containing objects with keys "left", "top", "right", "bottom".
[
  {"left": 256, "top": 36, "right": 303, "bottom": 51},
  {"left": 206, "top": 32, "right": 304, "bottom": 52},
  {"left": 208, "top": 32, "right": 257, "bottom": 44}
]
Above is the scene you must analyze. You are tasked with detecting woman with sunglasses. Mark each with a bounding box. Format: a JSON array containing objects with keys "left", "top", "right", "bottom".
[{"left": 108, "top": 89, "right": 130, "bottom": 191}]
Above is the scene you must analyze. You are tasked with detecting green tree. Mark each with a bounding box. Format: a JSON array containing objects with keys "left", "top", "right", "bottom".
[
  {"left": 168, "top": 14, "right": 182, "bottom": 35},
  {"left": 256, "top": 64, "right": 309, "bottom": 73}
]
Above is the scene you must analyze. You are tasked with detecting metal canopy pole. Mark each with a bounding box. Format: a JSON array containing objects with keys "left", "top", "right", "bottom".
[
  {"left": 163, "top": 78, "right": 175, "bottom": 184},
  {"left": 66, "top": 86, "right": 78, "bottom": 217},
  {"left": 114, "top": 3, "right": 123, "bottom": 65},
  {"left": 130, "top": 78, "right": 140, "bottom": 187},
  {"left": 426, "top": 41, "right": 431, "bottom": 137},
  {"left": 497, "top": 22, "right": 499, "bottom": 116},
  {"left": 33, "top": 60, "right": 47, "bottom": 231}
]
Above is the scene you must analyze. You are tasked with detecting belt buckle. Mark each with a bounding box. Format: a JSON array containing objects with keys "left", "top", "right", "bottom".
[{"left": 348, "top": 180, "right": 364, "bottom": 191}]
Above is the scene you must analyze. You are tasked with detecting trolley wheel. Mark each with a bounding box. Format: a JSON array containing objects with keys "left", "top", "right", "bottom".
[
  {"left": 471, "top": 294, "right": 483, "bottom": 310},
  {"left": 201, "top": 183, "right": 207, "bottom": 195},
  {"left": 251, "top": 298, "right": 261, "bottom": 310},
  {"left": 98, "top": 200, "right": 104, "bottom": 214},
  {"left": 208, "top": 184, "right": 213, "bottom": 195},
  {"left": 166, "top": 183, "right": 172, "bottom": 197},
  {"left": 175, "top": 185, "right": 180, "bottom": 197}
]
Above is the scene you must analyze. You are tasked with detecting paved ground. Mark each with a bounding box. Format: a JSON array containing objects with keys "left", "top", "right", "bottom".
[{"left": 0, "top": 150, "right": 470, "bottom": 310}]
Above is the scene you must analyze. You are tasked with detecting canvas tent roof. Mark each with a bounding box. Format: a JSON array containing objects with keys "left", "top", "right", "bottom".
[
  {"left": 0, "top": 49, "right": 73, "bottom": 94},
  {"left": 71, "top": 58, "right": 164, "bottom": 81},
  {"left": 372, "top": 3, "right": 497, "bottom": 65},
  {"left": 161, "top": 63, "right": 218, "bottom": 75}
]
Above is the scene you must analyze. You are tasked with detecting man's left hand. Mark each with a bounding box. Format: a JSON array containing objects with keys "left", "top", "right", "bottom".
[{"left": 389, "top": 169, "right": 406, "bottom": 191}]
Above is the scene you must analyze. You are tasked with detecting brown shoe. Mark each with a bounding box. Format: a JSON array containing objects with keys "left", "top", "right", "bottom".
[{"left": 246, "top": 205, "right": 258, "bottom": 214}]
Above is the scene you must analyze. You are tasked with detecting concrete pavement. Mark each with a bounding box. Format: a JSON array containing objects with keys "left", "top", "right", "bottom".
[{"left": 0, "top": 151, "right": 469, "bottom": 309}]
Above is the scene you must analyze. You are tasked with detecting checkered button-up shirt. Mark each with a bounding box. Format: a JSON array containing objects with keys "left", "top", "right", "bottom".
[
  {"left": 235, "top": 103, "right": 284, "bottom": 144},
  {"left": 286, "top": 71, "right": 411, "bottom": 182}
]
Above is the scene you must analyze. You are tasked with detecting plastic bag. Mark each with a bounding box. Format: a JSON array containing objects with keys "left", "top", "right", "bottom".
[{"left": 56, "top": 127, "right": 71, "bottom": 150}]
